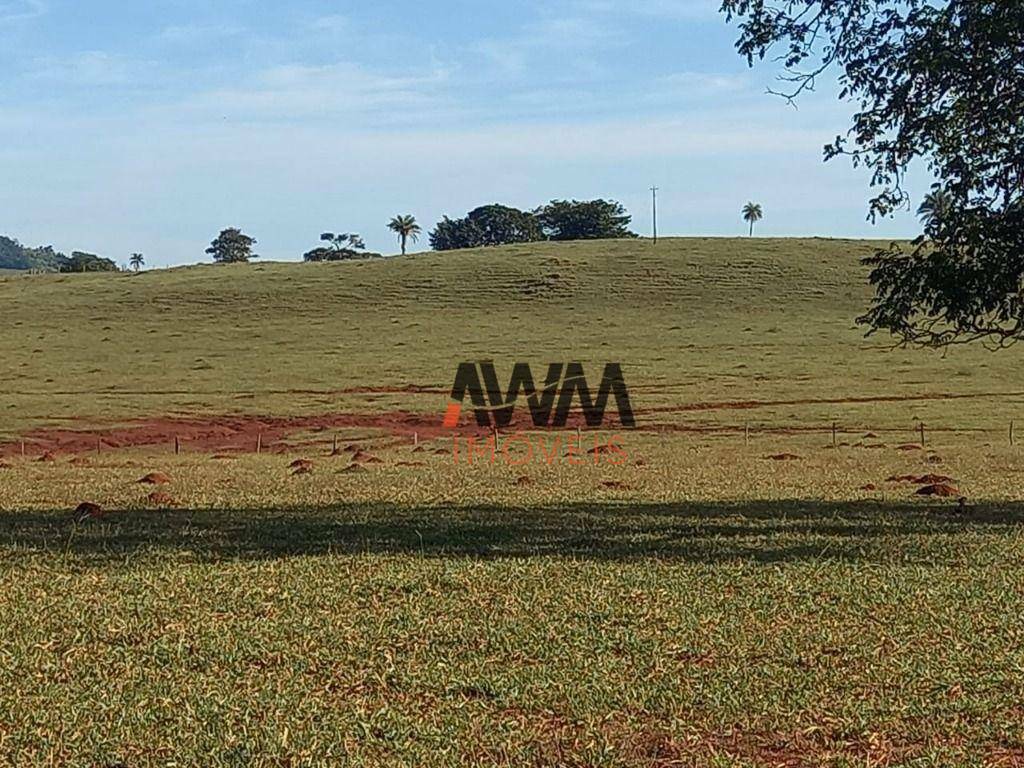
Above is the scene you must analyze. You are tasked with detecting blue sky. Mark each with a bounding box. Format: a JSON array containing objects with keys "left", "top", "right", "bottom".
[{"left": 1, "top": 0, "right": 926, "bottom": 266}]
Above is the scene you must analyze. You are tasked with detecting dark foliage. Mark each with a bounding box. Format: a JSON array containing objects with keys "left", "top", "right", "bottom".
[
  {"left": 0, "top": 236, "right": 116, "bottom": 272},
  {"left": 303, "top": 232, "right": 379, "bottom": 261},
  {"left": 535, "top": 199, "right": 637, "bottom": 241},
  {"left": 429, "top": 204, "right": 542, "bottom": 250},
  {"left": 206, "top": 228, "right": 258, "bottom": 263}
]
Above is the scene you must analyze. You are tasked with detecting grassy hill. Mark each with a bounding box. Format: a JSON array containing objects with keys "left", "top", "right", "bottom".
[{"left": 1, "top": 236, "right": 1018, "bottom": 439}]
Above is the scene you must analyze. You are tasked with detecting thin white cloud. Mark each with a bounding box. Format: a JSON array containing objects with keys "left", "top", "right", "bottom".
[
  {"left": 29, "top": 51, "right": 139, "bottom": 86},
  {"left": 656, "top": 71, "right": 749, "bottom": 94},
  {"left": 157, "top": 24, "right": 245, "bottom": 44},
  {"left": 572, "top": 0, "right": 719, "bottom": 20},
  {"left": 175, "top": 60, "right": 453, "bottom": 122},
  {"left": 308, "top": 14, "right": 350, "bottom": 34},
  {"left": 0, "top": 0, "right": 44, "bottom": 23},
  {"left": 471, "top": 15, "right": 626, "bottom": 76}
]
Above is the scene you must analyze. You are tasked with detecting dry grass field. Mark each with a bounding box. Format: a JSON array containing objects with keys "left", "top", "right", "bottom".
[{"left": 1, "top": 238, "right": 1023, "bottom": 766}]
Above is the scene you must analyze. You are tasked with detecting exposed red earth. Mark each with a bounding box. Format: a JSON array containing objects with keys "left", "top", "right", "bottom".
[{"left": 3, "top": 386, "right": 1015, "bottom": 458}]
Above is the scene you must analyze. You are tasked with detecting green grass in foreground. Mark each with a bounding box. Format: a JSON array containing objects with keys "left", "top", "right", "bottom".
[{"left": 1, "top": 501, "right": 1024, "bottom": 766}]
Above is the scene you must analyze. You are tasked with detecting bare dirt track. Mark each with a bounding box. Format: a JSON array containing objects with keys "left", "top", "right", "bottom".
[{"left": 3, "top": 387, "right": 1019, "bottom": 458}]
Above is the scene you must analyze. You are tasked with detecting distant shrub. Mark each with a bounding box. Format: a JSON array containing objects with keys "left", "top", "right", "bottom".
[
  {"left": 303, "top": 232, "right": 380, "bottom": 261},
  {"left": 429, "top": 205, "right": 542, "bottom": 250},
  {"left": 536, "top": 199, "right": 637, "bottom": 241},
  {"left": 207, "top": 228, "right": 258, "bottom": 263}
]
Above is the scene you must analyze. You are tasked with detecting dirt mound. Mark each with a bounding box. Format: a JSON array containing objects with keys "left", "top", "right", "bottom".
[
  {"left": 926, "top": 454, "right": 943, "bottom": 464},
  {"left": 887, "top": 473, "right": 955, "bottom": 485},
  {"left": 291, "top": 465, "right": 313, "bottom": 476},
  {"left": 340, "top": 463, "right": 366, "bottom": 473},
  {"left": 68, "top": 456, "right": 90, "bottom": 466},
  {"left": 211, "top": 454, "right": 235, "bottom": 460},
  {"left": 351, "top": 450, "right": 382, "bottom": 464},
  {"left": 860, "top": 483, "right": 878, "bottom": 491},
  {"left": 0, "top": 460, "right": 10, "bottom": 470},
  {"left": 896, "top": 443, "right": 923, "bottom": 451},
  {"left": 37, "top": 452, "right": 56, "bottom": 463},
  {"left": 146, "top": 491, "right": 175, "bottom": 507},
  {"left": 600, "top": 480, "right": 631, "bottom": 490},
  {"left": 765, "top": 453, "right": 801, "bottom": 461},
  {"left": 138, "top": 472, "right": 171, "bottom": 485},
  {"left": 514, "top": 475, "right": 532, "bottom": 486},
  {"left": 916, "top": 483, "right": 961, "bottom": 497},
  {"left": 288, "top": 459, "right": 314, "bottom": 471},
  {"left": 395, "top": 460, "right": 425, "bottom": 467},
  {"left": 74, "top": 502, "right": 103, "bottom": 521}
]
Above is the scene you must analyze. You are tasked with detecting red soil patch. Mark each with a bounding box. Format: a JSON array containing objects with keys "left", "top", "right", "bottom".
[
  {"left": 146, "top": 491, "right": 175, "bottom": 507},
  {"left": 916, "top": 483, "right": 961, "bottom": 497},
  {"left": 351, "top": 450, "right": 382, "bottom": 464},
  {"left": 887, "top": 473, "right": 955, "bottom": 485},
  {"left": 138, "top": 472, "right": 171, "bottom": 485},
  {"left": 600, "top": 480, "right": 631, "bottom": 490}
]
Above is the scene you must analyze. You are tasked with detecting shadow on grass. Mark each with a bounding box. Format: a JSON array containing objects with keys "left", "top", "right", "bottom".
[{"left": 2, "top": 500, "right": 1024, "bottom": 565}]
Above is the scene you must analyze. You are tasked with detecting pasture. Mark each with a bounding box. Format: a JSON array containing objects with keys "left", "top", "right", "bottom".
[{"left": 1, "top": 238, "right": 1023, "bottom": 766}]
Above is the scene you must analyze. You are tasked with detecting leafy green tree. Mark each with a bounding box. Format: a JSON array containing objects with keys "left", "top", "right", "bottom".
[
  {"left": 303, "top": 232, "right": 380, "bottom": 261},
  {"left": 429, "top": 216, "right": 483, "bottom": 251},
  {"left": 206, "top": 228, "right": 258, "bottom": 263},
  {"left": 741, "top": 202, "right": 763, "bottom": 236},
  {"left": 387, "top": 215, "right": 421, "bottom": 256},
  {"left": 430, "top": 205, "right": 542, "bottom": 250},
  {"left": 536, "top": 199, "right": 637, "bottom": 241},
  {"left": 722, "top": 0, "right": 1024, "bottom": 347},
  {"left": 129, "top": 253, "right": 145, "bottom": 272}
]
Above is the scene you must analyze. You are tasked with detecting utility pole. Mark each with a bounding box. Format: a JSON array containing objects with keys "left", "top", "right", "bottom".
[{"left": 650, "top": 186, "right": 659, "bottom": 243}]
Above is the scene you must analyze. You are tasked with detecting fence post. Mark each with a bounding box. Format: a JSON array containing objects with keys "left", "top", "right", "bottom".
[
  {"left": 919, "top": 422, "right": 925, "bottom": 446},
  {"left": 744, "top": 423, "right": 749, "bottom": 445},
  {"left": 256, "top": 432, "right": 262, "bottom": 455},
  {"left": 832, "top": 421, "right": 837, "bottom": 448},
  {"left": 1011, "top": 420, "right": 1015, "bottom": 447},
  {"left": 174, "top": 436, "right": 180, "bottom": 455}
]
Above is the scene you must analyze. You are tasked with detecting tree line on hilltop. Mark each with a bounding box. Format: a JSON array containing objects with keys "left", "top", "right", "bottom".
[
  {"left": 1, "top": 198, "right": 637, "bottom": 271},
  {"left": 0, "top": 236, "right": 118, "bottom": 273},
  {"left": 206, "top": 198, "right": 637, "bottom": 263}
]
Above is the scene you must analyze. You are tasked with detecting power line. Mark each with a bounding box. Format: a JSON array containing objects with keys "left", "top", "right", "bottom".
[{"left": 650, "top": 186, "right": 659, "bottom": 243}]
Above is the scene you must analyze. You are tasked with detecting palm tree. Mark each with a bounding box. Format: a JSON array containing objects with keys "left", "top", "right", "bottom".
[
  {"left": 387, "top": 215, "right": 421, "bottom": 256},
  {"left": 129, "top": 253, "right": 145, "bottom": 272},
  {"left": 742, "top": 202, "right": 763, "bottom": 236},
  {"left": 917, "top": 189, "right": 952, "bottom": 229}
]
